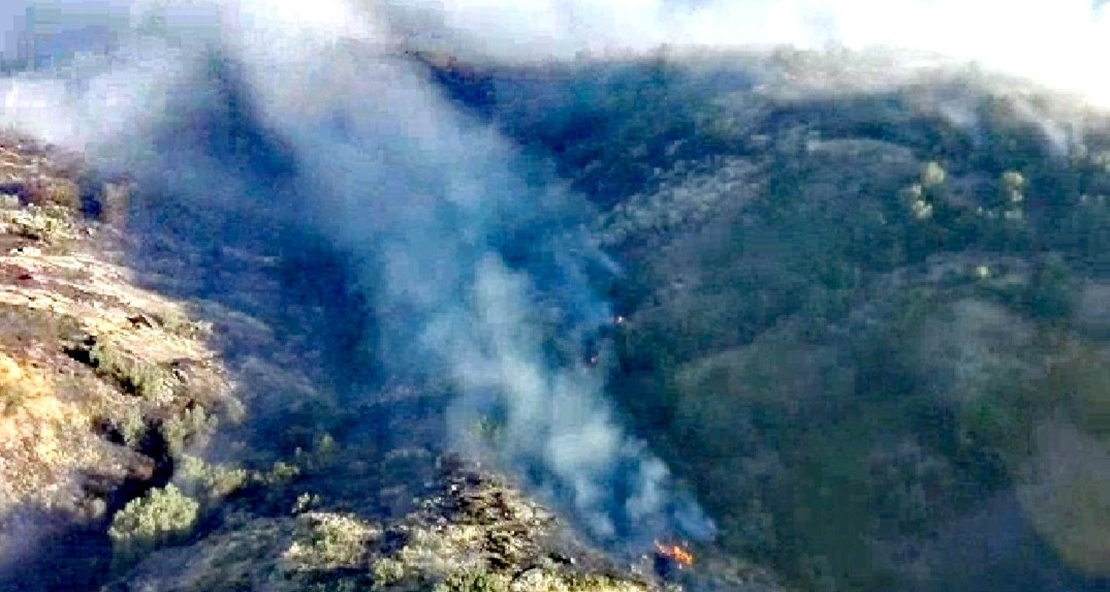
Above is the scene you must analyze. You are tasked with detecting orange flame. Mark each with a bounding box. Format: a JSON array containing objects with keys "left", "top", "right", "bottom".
[{"left": 653, "top": 540, "right": 694, "bottom": 567}]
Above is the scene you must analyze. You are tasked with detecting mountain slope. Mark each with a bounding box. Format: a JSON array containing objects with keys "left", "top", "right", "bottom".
[
  {"left": 4, "top": 43, "right": 1110, "bottom": 592},
  {"left": 418, "top": 48, "right": 1110, "bottom": 592}
]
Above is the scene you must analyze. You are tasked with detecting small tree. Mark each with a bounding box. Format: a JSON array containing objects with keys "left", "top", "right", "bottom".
[
  {"left": 921, "top": 161, "right": 947, "bottom": 189},
  {"left": 1026, "top": 253, "right": 1074, "bottom": 323},
  {"left": 108, "top": 485, "right": 199, "bottom": 573}
]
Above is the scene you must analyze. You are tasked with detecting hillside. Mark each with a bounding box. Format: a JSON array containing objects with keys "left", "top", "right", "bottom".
[
  {"left": 2, "top": 42, "right": 1109, "bottom": 592},
  {"left": 0, "top": 132, "right": 698, "bottom": 590},
  {"left": 418, "top": 48, "right": 1110, "bottom": 591}
]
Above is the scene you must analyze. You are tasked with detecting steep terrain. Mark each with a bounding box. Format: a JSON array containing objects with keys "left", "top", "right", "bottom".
[
  {"left": 420, "top": 48, "right": 1110, "bottom": 592},
  {"left": 4, "top": 43, "right": 1110, "bottom": 592},
  {"left": 0, "top": 129, "right": 695, "bottom": 591},
  {"left": 0, "top": 134, "right": 240, "bottom": 588}
]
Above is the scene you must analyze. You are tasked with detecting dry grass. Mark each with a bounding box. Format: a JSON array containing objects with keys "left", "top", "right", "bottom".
[
  {"left": 0, "top": 351, "right": 53, "bottom": 416},
  {"left": 0, "top": 204, "right": 77, "bottom": 246},
  {"left": 88, "top": 337, "right": 175, "bottom": 404},
  {"left": 0, "top": 351, "right": 111, "bottom": 514},
  {"left": 0, "top": 170, "right": 235, "bottom": 521}
]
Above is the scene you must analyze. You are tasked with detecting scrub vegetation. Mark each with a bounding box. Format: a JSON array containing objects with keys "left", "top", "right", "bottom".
[
  {"left": 428, "top": 48, "right": 1110, "bottom": 590},
  {"left": 4, "top": 44, "right": 1110, "bottom": 592}
]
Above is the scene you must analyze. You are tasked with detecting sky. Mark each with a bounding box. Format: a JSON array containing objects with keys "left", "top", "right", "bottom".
[
  {"left": 3, "top": 0, "right": 1110, "bottom": 112},
  {"left": 378, "top": 0, "right": 1110, "bottom": 106}
]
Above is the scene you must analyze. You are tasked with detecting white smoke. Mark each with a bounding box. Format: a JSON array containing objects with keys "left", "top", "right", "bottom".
[
  {"left": 230, "top": 29, "right": 705, "bottom": 537},
  {"left": 4, "top": 0, "right": 1110, "bottom": 96},
  {"left": 0, "top": 0, "right": 719, "bottom": 544},
  {"left": 381, "top": 0, "right": 1110, "bottom": 107}
]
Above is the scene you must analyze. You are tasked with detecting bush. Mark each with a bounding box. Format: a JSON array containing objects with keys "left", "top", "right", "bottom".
[
  {"left": 0, "top": 352, "right": 50, "bottom": 416},
  {"left": 255, "top": 460, "right": 301, "bottom": 486},
  {"left": 433, "top": 569, "right": 505, "bottom": 592},
  {"left": 920, "top": 161, "right": 947, "bottom": 188},
  {"left": 108, "top": 484, "right": 199, "bottom": 569},
  {"left": 176, "top": 454, "right": 248, "bottom": 504},
  {"left": 112, "top": 407, "right": 149, "bottom": 450},
  {"left": 162, "top": 405, "right": 216, "bottom": 457},
  {"left": 0, "top": 204, "right": 76, "bottom": 245},
  {"left": 89, "top": 339, "right": 174, "bottom": 403},
  {"left": 371, "top": 558, "right": 406, "bottom": 589},
  {"left": 1025, "top": 253, "right": 1075, "bottom": 323},
  {"left": 282, "top": 512, "right": 378, "bottom": 572}
]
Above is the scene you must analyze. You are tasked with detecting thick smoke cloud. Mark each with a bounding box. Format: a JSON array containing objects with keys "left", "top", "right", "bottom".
[
  {"left": 382, "top": 0, "right": 1110, "bottom": 107},
  {"left": 214, "top": 14, "right": 706, "bottom": 539},
  {"left": 0, "top": 0, "right": 716, "bottom": 545}
]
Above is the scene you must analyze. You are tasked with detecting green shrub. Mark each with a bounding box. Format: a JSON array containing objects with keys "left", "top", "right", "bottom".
[
  {"left": 89, "top": 339, "right": 174, "bottom": 403},
  {"left": 433, "top": 569, "right": 505, "bottom": 592},
  {"left": 108, "top": 484, "right": 199, "bottom": 569},
  {"left": 256, "top": 461, "right": 301, "bottom": 486},
  {"left": 0, "top": 379, "right": 27, "bottom": 416},
  {"left": 161, "top": 406, "right": 216, "bottom": 457},
  {"left": 371, "top": 557, "right": 406, "bottom": 589},
  {"left": 176, "top": 454, "right": 248, "bottom": 503},
  {"left": 283, "top": 512, "right": 377, "bottom": 572},
  {"left": 920, "top": 161, "right": 947, "bottom": 188},
  {"left": 113, "top": 407, "right": 149, "bottom": 450},
  {"left": 149, "top": 307, "right": 209, "bottom": 338},
  {"left": 1025, "top": 253, "right": 1075, "bottom": 322},
  {"left": 25, "top": 177, "right": 81, "bottom": 210}
]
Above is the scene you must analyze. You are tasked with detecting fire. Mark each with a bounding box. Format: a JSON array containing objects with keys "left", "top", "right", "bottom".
[{"left": 653, "top": 540, "right": 695, "bottom": 568}]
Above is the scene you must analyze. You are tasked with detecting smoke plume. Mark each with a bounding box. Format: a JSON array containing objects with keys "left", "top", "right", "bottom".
[{"left": 1, "top": 0, "right": 720, "bottom": 546}]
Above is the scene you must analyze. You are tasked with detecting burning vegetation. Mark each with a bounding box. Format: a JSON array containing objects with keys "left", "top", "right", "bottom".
[{"left": 653, "top": 541, "right": 694, "bottom": 569}]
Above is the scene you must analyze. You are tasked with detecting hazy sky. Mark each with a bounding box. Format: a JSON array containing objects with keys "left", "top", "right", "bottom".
[
  {"left": 383, "top": 0, "right": 1110, "bottom": 105},
  {"left": 2, "top": 0, "right": 1109, "bottom": 107}
]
